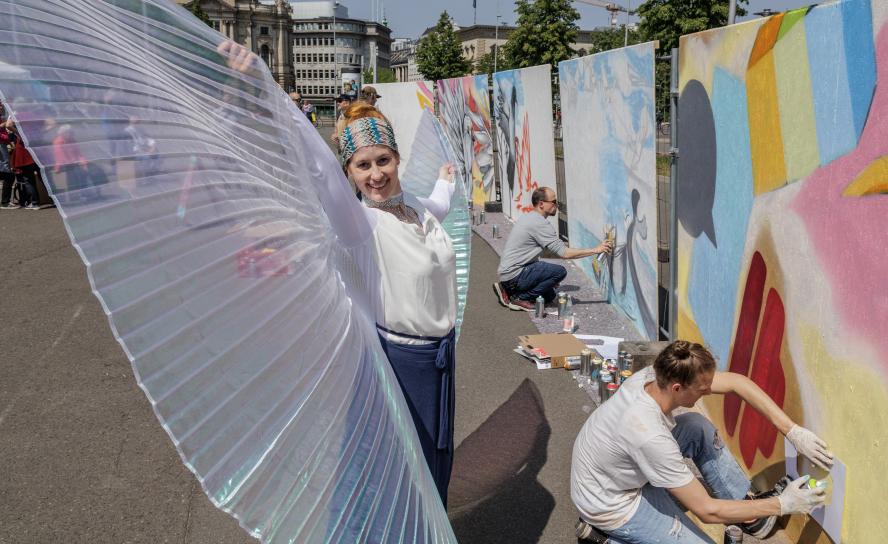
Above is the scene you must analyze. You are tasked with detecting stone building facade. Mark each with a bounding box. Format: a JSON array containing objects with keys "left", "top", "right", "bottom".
[{"left": 179, "top": 0, "right": 296, "bottom": 91}]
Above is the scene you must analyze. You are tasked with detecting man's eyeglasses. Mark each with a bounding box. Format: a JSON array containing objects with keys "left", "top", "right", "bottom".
[{"left": 543, "top": 199, "right": 558, "bottom": 205}]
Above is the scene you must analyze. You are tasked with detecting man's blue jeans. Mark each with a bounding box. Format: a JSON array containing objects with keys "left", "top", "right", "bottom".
[
  {"left": 502, "top": 261, "right": 567, "bottom": 303},
  {"left": 603, "top": 413, "right": 751, "bottom": 544}
]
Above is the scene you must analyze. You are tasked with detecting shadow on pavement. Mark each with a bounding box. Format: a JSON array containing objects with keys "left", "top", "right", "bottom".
[{"left": 449, "top": 378, "right": 554, "bottom": 544}]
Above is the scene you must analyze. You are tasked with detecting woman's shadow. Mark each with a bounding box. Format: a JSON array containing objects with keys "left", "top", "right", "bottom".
[{"left": 448, "top": 379, "right": 554, "bottom": 544}]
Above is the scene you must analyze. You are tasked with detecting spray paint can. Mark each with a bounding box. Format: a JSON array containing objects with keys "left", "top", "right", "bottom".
[
  {"left": 562, "top": 298, "right": 574, "bottom": 333},
  {"left": 592, "top": 356, "right": 604, "bottom": 380},
  {"left": 557, "top": 292, "right": 568, "bottom": 316},
  {"left": 480, "top": 209, "right": 486, "bottom": 224},
  {"left": 492, "top": 223, "right": 500, "bottom": 239},
  {"left": 623, "top": 353, "right": 634, "bottom": 372},
  {"left": 606, "top": 382, "right": 619, "bottom": 401},
  {"left": 598, "top": 370, "right": 613, "bottom": 401},
  {"left": 534, "top": 296, "right": 545, "bottom": 318},
  {"left": 606, "top": 359, "right": 619, "bottom": 378},
  {"left": 580, "top": 349, "right": 593, "bottom": 378},
  {"left": 620, "top": 369, "right": 633, "bottom": 384},
  {"left": 723, "top": 525, "right": 743, "bottom": 544},
  {"left": 618, "top": 350, "right": 627, "bottom": 371}
]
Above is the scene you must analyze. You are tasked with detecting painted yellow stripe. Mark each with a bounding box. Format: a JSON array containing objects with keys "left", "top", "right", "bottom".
[
  {"left": 747, "top": 50, "right": 788, "bottom": 195},
  {"left": 844, "top": 155, "right": 888, "bottom": 196},
  {"left": 774, "top": 19, "right": 820, "bottom": 183}
]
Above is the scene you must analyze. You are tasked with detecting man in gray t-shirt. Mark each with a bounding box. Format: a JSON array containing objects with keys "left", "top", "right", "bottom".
[{"left": 493, "top": 187, "right": 612, "bottom": 311}]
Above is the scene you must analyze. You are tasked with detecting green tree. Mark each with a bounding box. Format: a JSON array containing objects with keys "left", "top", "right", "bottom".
[
  {"left": 502, "top": 0, "right": 580, "bottom": 69},
  {"left": 362, "top": 68, "right": 397, "bottom": 84},
  {"left": 186, "top": 0, "right": 212, "bottom": 26},
  {"left": 636, "top": 0, "right": 748, "bottom": 119},
  {"left": 584, "top": 27, "right": 643, "bottom": 55},
  {"left": 415, "top": 11, "right": 472, "bottom": 81},
  {"left": 473, "top": 44, "right": 510, "bottom": 75}
]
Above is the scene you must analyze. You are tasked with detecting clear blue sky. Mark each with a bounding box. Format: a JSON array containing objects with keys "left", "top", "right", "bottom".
[{"left": 337, "top": 0, "right": 818, "bottom": 39}]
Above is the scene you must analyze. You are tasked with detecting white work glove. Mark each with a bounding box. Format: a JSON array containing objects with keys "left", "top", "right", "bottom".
[
  {"left": 778, "top": 475, "right": 826, "bottom": 515},
  {"left": 787, "top": 425, "right": 834, "bottom": 471}
]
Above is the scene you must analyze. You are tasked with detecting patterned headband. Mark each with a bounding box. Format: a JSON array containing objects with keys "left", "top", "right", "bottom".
[{"left": 339, "top": 116, "right": 399, "bottom": 165}]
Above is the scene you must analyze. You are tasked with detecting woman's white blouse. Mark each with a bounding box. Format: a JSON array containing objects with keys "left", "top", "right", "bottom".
[{"left": 365, "top": 180, "right": 457, "bottom": 343}]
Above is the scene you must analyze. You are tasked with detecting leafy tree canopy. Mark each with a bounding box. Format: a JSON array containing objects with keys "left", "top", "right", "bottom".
[
  {"left": 415, "top": 11, "right": 472, "bottom": 81},
  {"left": 363, "top": 68, "right": 397, "bottom": 84},
  {"left": 503, "top": 0, "right": 580, "bottom": 69},
  {"left": 582, "top": 27, "right": 643, "bottom": 56},
  {"left": 636, "top": 0, "right": 748, "bottom": 51}
]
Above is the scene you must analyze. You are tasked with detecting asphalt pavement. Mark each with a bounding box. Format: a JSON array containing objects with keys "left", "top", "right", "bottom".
[{"left": 1, "top": 208, "right": 596, "bottom": 543}]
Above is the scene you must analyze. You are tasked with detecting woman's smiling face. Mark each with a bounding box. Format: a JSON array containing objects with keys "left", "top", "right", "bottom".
[{"left": 347, "top": 145, "right": 401, "bottom": 202}]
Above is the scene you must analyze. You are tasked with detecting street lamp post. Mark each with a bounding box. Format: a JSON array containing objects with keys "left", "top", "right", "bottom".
[
  {"left": 623, "top": 0, "right": 630, "bottom": 47},
  {"left": 494, "top": 9, "right": 499, "bottom": 73}
]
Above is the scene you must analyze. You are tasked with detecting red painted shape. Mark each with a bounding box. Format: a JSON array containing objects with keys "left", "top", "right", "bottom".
[
  {"left": 739, "top": 288, "right": 787, "bottom": 467},
  {"left": 724, "top": 252, "right": 768, "bottom": 436}
]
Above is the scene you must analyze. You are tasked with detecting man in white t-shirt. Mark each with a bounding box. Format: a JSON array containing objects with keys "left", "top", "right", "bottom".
[{"left": 571, "top": 341, "right": 833, "bottom": 543}]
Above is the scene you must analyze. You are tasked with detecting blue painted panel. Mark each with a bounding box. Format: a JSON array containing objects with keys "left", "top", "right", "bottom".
[
  {"left": 805, "top": 2, "right": 857, "bottom": 165},
  {"left": 841, "top": 0, "right": 877, "bottom": 139},
  {"left": 689, "top": 69, "right": 755, "bottom": 369}
]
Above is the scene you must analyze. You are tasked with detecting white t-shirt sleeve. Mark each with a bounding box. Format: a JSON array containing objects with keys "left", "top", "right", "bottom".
[
  {"left": 416, "top": 178, "right": 454, "bottom": 222},
  {"left": 630, "top": 434, "right": 695, "bottom": 489}
]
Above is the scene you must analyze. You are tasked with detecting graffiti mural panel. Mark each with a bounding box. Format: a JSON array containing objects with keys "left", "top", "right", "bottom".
[
  {"left": 558, "top": 44, "right": 658, "bottom": 340},
  {"left": 373, "top": 81, "right": 434, "bottom": 172},
  {"left": 678, "top": 1, "right": 888, "bottom": 541},
  {"left": 492, "top": 65, "right": 557, "bottom": 222},
  {"left": 436, "top": 75, "right": 494, "bottom": 205}
]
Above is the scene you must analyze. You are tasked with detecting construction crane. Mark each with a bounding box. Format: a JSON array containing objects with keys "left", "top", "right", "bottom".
[{"left": 574, "top": 0, "right": 629, "bottom": 27}]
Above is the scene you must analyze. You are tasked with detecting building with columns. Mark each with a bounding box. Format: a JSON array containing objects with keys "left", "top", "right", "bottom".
[
  {"left": 179, "top": 0, "right": 296, "bottom": 91},
  {"left": 390, "top": 38, "right": 420, "bottom": 82}
]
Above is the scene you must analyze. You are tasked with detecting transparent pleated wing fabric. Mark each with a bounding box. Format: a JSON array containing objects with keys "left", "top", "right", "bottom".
[
  {"left": 0, "top": 1, "right": 456, "bottom": 542},
  {"left": 401, "top": 110, "right": 471, "bottom": 339}
]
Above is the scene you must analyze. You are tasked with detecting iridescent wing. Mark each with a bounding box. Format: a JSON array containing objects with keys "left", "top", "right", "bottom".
[
  {"left": 0, "top": 1, "right": 455, "bottom": 542},
  {"left": 400, "top": 109, "right": 471, "bottom": 338}
]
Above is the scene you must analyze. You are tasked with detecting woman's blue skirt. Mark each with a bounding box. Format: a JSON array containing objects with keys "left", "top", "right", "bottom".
[{"left": 377, "top": 326, "right": 456, "bottom": 506}]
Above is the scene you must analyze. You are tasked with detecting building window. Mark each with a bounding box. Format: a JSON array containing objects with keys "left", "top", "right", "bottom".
[
  {"left": 260, "top": 26, "right": 269, "bottom": 36},
  {"left": 260, "top": 44, "right": 271, "bottom": 66}
]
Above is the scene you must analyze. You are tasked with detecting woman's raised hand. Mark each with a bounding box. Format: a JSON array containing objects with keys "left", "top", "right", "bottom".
[
  {"left": 217, "top": 40, "right": 262, "bottom": 78},
  {"left": 438, "top": 163, "right": 456, "bottom": 182}
]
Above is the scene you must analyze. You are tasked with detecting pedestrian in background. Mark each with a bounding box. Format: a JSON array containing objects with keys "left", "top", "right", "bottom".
[
  {"left": 359, "top": 85, "right": 381, "bottom": 107},
  {"left": 0, "top": 104, "right": 18, "bottom": 209},
  {"left": 5, "top": 116, "right": 40, "bottom": 209}
]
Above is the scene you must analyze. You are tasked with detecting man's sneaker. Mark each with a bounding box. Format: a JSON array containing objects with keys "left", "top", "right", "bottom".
[
  {"left": 492, "top": 282, "right": 511, "bottom": 308},
  {"left": 510, "top": 298, "right": 535, "bottom": 312},
  {"left": 575, "top": 518, "right": 610, "bottom": 543},
  {"left": 25, "top": 203, "right": 40, "bottom": 210},
  {"left": 0, "top": 203, "right": 21, "bottom": 209},
  {"left": 739, "top": 476, "right": 792, "bottom": 538}
]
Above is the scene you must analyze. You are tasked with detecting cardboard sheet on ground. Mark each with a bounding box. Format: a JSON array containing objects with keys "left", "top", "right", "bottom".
[
  {"left": 573, "top": 334, "right": 623, "bottom": 360},
  {"left": 784, "top": 438, "right": 846, "bottom": 542}
]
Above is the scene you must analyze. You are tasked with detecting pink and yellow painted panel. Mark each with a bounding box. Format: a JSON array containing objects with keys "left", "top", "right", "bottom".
[{"left": 677, "top": 0, "right": 887, "bottom": 541}]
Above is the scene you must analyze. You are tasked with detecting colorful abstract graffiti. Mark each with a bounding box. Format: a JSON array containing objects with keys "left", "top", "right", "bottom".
[
  {"left": 373, "top": 81, "right": 434, "bottom": 171},
  {"left": 678, "top": 1, "right": 888, "bottom": 541},
  {"left": 436, "top": 75, "right": 494, "bottom": 205},
  {"left": 558, "top": 44, "right": 658, "bottom": 340},
  {"left": 492, "top": 65, "right": 557, "bottom": 221}
]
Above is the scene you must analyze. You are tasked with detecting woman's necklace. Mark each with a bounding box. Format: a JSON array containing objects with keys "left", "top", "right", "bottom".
[{"left": 364, "top": 193, "right": 422, "bottom": 228}]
